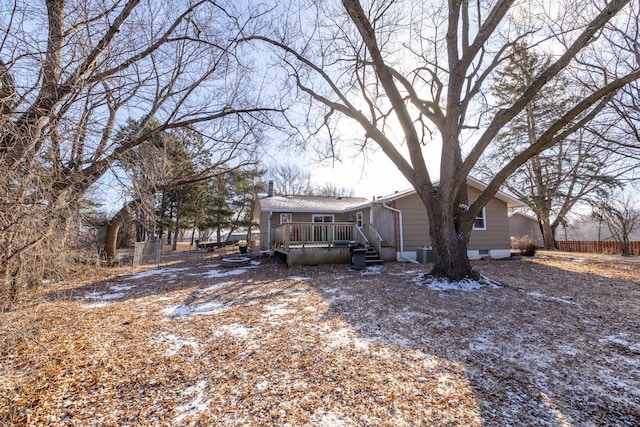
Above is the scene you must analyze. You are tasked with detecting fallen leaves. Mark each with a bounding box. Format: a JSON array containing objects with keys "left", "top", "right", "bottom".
[{"left": 1, "top": 252, "right": 639, "bottom": 425}]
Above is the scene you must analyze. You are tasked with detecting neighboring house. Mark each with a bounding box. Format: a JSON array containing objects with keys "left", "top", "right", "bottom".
[
  {"left": 509, "top": 212, "right": 543, "bottom": 247},
  {"left": 254, "top": 178, "right": 524, "bottom": 265}
]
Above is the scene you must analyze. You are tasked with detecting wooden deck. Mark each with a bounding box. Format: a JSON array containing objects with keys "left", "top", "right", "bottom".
[
  {"left": 271, "top": 222, "right": 367, "bottom": 266},
  {"left": 271, "top": 222, "right": 363, "bottom": 251}
]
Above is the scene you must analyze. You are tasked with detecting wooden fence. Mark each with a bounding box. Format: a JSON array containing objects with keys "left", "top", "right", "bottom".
[{"left": 556, "top": 240, "right": 640, "bottom": 255}]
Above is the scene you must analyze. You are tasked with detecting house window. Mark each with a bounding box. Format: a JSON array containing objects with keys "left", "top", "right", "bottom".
[
  {"left": 312, "top": 214, "right": 334, "bottom": 223},
  {"left": 280, "top": 213, "right": 292, "bottom": 224},
  {"left": 473, "top": 208, "right": 486, "bottom": 230},
  {"left": 356, "top": 211, "right": 364, "bottom": 228}
]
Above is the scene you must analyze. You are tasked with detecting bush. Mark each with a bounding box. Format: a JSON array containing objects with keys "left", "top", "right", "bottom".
[{"left": 515, "top": 235, "right": 538, "bottom": 256}]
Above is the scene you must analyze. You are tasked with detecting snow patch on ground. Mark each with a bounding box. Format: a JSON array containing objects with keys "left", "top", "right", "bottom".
[
  {"left": 427, "top": 279, "right": 483, "bottom": 292},
  {"left": 326, "top": 293, "right": 355, "bottom": 304},
  {"left": 198, "top": 281, "right": 235, "bottom": 293},
  {"left": 174, "top": 380, "right": 211, "bottom": 423},
  {"left": 413, "top": 274, "right": 500, "bottom": 292},
  {"left": 154, "top": 334, "right": 200, "bottom": 356},
  {"left": 312, "top": 410, "right": 348, "bottom": 427},
  {"left": 389, "top": 269, "right": 420, "bottom": 276},
  {"left": 361, "top": 265, "right": 383, "bottom": 275},
  {"left": 322, "top": 287, "right": 355, "bottom": 303},
  {"left": 83, "top": 301, "right": 108, "bottom": 308},
  {"left": 469, "top": 332, "right": 496, "bottom": 352},
  {"left": 81, "top": 283, "right": 137, "bottom": 307},
  {"left": 599, "top": 334, "right": 640, "bottom": 354},
  {"left": 396, "top": 307, "right": 431, "bottom": 320},
  {"left": 526, "top": 291, "right": 580, "bottom": 306},
  {"left": 214, "top": 323, "right": 255, "bottom": 339},
  {"left": 289, "top": 276, "right": 312, "bottom": 281},
  {"left": 324, "top": 327, "right": 370, "bottom": 351},
  {"left": 198, "top": 267, "right": 247, "bottom": 278},
  {"left": 262, "top": 301, "right": 296, "bottom": 319},
  {"left": 156, "top": 295, "right": 180, "bottom": 301},
  {"left": 109, "top": 284, "right": 136, "bottom": 292},
  {"left": 164, "top": 301, "right": 226, "bottom": 319},
  {"left": 130, "top": 267, "right": 189, "bottom": 280}
]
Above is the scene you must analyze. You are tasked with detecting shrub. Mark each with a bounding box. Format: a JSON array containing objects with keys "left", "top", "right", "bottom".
[{"left": 515, "top": 235, "right": 538, "bottom": 256}]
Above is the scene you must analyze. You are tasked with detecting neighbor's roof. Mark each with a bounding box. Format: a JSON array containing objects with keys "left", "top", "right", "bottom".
[
  {"left": 509, "top": 212, "right": 539, "bottom": 222},
  {"left": 257, "top": 194, "right": 370, "bottom": 213},
  {"left": 373, "top": 177, "right": 525, "bottom": 208}
]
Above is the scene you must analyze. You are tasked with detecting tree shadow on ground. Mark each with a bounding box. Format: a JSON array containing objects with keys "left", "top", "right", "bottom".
[
  {"left": 38, "top": 253, "right": 640, "bottom": 425},
  {"left": 42, "top": 251, "right": 288, "bottom": 307},
  {"left": 308, "top": 258, "right": 640, "bottom": 426}
]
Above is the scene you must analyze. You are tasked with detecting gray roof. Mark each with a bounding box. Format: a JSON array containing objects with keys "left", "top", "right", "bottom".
[
  {"left": 373, "top": 177, "right": 525, "bottom": 208},
  {"left": 257, "top": 194, "right": 370, "bottom": 213}
]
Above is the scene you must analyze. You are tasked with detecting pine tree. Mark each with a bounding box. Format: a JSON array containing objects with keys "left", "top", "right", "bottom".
[{"left": 482, "top": 43, "right": 620, "bottom": 249}]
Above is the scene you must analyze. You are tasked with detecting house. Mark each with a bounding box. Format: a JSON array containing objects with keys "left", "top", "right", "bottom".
[
  {"left": 370, "top": 177, "right": 525, "bottom": 262},
  {"left": 509, "top": 212, "right": 543, "bottom": 247},
  {"left": 254, "top": 178, "right": 524, "bottom": 265},
  {"left": 254, "top": 183, "right": 371, "bottom": 266}
]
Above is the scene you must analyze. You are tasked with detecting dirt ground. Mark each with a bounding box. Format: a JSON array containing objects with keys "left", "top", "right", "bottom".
[{"left": 1, "top": 250, "right": 639, "bottom": 426}]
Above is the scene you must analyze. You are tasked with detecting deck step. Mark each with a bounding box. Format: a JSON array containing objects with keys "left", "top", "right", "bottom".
[{"left": 365, "top": 247, "right": 383, "bottom": 264}]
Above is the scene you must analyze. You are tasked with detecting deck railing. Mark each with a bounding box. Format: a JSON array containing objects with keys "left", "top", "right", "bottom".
[
  {"left": 272, "top": 222, "right": 358, "bottom": 250},
  {"left": 367, "top": 224, "right": 384, "bottom": 255}
]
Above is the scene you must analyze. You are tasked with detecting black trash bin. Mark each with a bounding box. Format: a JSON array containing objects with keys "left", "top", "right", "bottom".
[{"left": 349, "top": 241, "right": 367, "bottom": 269}]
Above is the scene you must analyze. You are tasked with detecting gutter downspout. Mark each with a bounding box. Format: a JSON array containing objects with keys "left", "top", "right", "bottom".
[
  {"left": 382, "top": 203, "right": 419, "bottom": 264},
  {"left": 267, "top": 211, "right": 272, "bottom": 250}
]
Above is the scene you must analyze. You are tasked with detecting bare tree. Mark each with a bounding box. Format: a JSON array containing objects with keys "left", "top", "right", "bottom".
[
  {"left": 311, "top": 183, "right": 354, "bottom": 198},
  {"left": 266, "top": 162, "right": 354, "bottom": 196},
  {"left": 244, "top": 0, "right": 640, "bottom": 280},
  {"left": 477, "top": 44, "right": 631, "bottom": 250},
  {"left": 0, "top": 0, "right": 276, "bottom": 306},
  {"left": 590, "top": 187, "right": 640, "bottom": 256},
  {"left": 266, "top": 163, "right": 312, "bottom": 195}
]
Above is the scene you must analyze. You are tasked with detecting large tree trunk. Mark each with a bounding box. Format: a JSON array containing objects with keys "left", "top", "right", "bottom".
[
  {"left": 622, "top": 236, "right": 631, "bottom": 256},
  {"left": 541, "top": 219, "right": 557, "bottom": 250},
  {"left": 424, "top": 192, "right": 476, "bottom": 281},
  {"left": 216, "top": 223, "right": 222, "bottom": 248},
  {"left": 104, "top": 200, "right": 141, "bottom": 260}
]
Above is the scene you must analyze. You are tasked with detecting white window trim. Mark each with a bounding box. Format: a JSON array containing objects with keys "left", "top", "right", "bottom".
[
  {"left": 312, "top": 214, "right": 335, "bottom": 223},
  {"left": 356, "top": 211, "right": 364, "bottom": 228},
  {"left": 280, "top": 213, "right": 292, "bottom": 224},
  {"left": 473, "top": 207, "right": 487, "bottom": 230}
]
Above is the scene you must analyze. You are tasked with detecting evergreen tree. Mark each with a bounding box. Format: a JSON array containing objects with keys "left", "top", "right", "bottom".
[
  {"left": 481, "top": 43, "right": 621, "bottom": 249},
  {"left": 195, "top": 169, "right": 263, "bottom": 247}
]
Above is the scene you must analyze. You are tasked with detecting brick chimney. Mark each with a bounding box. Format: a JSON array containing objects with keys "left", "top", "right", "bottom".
[{"left": 268, "top": 180, "right": 274, "bottom": 197}]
